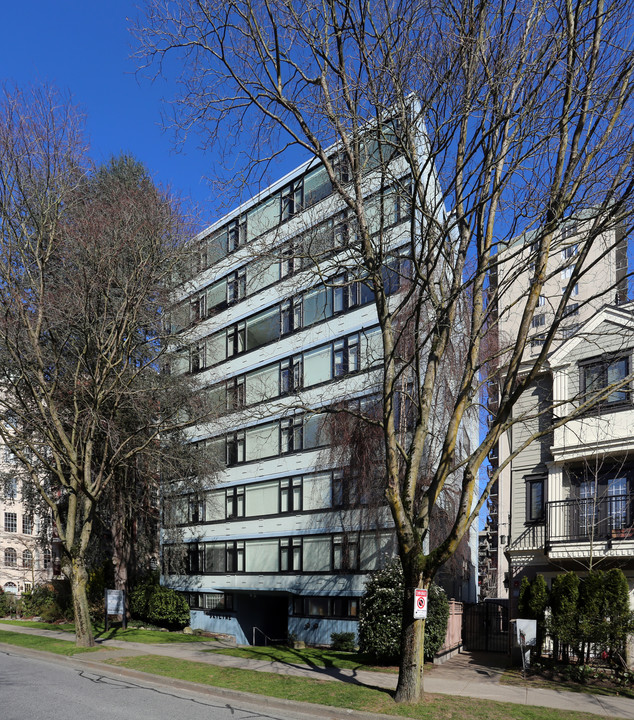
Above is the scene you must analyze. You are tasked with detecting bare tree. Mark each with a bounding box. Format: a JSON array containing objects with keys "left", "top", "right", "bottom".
[
  {"left": 135, "top": 0, "right": 634, "bottom": 700},
  {"left": 0, "top": 86, "right": 209, "bottom": 647}
]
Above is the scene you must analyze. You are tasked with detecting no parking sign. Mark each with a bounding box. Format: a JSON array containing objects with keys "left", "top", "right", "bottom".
[{"left": 413, "top": 588, "right": 428, "bottom": 619}]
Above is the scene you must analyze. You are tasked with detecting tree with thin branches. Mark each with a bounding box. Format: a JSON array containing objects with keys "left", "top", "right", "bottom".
[{"left": 135, "top": 0, "right": 634, "bottom": 700}]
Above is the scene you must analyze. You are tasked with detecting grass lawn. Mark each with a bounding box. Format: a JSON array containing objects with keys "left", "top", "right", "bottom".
[
  {"left": 0, "top": 628, "right": 102, "bottom": 656},
  {"left": 94, "top": 626, "right": 217, "bottom": 644},
  {"left": 202, "top": 644, "right": 398, "bottom": 673},
  {"left": 0, "top": 619, "right": 215, "bottom": 644},
  {"left": 502, "top": 666, "right": 634, "bottom": 701},
  {"left": 105, "top": 654, "right": 617, "bottom": 720},
  {"left": 0, "top": 619, "right": 76, "bottom": 632}
]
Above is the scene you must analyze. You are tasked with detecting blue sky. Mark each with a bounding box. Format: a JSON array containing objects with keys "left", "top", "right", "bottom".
[{"left": 1, "top": 1, "right": 228, "bottom": 229}]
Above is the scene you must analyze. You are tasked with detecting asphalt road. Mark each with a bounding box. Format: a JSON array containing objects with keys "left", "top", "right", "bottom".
[{"left": 0, "top": 648, "right": 335, "bottom": 720}]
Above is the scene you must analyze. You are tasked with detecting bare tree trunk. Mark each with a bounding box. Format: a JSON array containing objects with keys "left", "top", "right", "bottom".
[
  {"left": 68, "top": 557, "right": 94, "bottom": 648},
  {"left": 111, "top": 506, "right": 131, "bottom": 595},
  {"left": 395, "top": 560, "right": 430, "bottom": 703}
]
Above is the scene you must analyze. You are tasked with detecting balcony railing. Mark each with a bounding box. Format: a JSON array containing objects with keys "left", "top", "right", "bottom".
[{"left": 547, "top": 494, "right": 634, "bottom": 544}]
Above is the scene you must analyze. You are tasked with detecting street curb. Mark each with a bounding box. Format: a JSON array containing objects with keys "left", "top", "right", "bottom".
[{"left": 0, "top": 642, "right": 400, "bottom": 720}]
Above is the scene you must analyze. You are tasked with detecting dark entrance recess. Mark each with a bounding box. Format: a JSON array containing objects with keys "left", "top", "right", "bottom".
[
  {"left": 462, "top": 601, "right": 509, "bottom": 652},
  {"left": 237, "top": 593, "right": 289, "bottom": 645}
]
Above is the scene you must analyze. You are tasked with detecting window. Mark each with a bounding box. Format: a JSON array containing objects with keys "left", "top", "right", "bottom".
[
  {"left": 281, "top": 181, "right": 303, "bottom": 220},
  {"left": 561, "top": 283, "right": 579, "bottom": 295},
  {"left": 280, "top": 356, "right": 302, "bottom": 395},
  {"left": 228, "top": 217, "right": 246, "bottom": 251},
  {"left": 204, "top": 592, "right": 234, "bottom": 611},
  {"left": 564, "top": 303, "right": 579, "bottom": 317},
  {"left": 226, "top": 541, "right": 245, "bottom": 572},
  {"left": 4, "top": 548, "right": 17, "bottom": 567},
  {"left": 226, "top": 486, "right": 245, "bottom": 519},
  {"left": 303, "top": 286, "right": 333, "bottom": 326},
  {"left": 292, "top": 595, "right": 360, "bottom": 619},
  {"left": 188, "top": 497, "right": 205, "bottom": 524},
  {"left": 227, "top": 268, "right": 246, "bottom": 305},
  {"left": 582, "top": 356, "right": 630, "bottom": 405},
  {"left": 227, "top": 322, "right": 245, "bottom": 357},
  {"left": 246, "top": 307, "right": 280, "bottom": 350},
  {"left": 22, "top": 515, "right": 33, "bottom": 535},
  {"left": 227, "top": 376, "right": 245, "bottom": 409},
  {"left": 280, "top": 417, "right": 303, "bottom": 454},
  {"left": 190, "top": 293, "right": 206, "bottom": 324},
  {"left": 43, "top": 549, "right": 52, "bottom": 569},
  {"left": 5, "top": 477, "right": 17, "bottom": 500},
  {"left": 607, "top": 476, "right": 628, "bottom": 532},
  {"left": 280, "top": 299, "right": 301, "bottom": 335},
  {"left": 530, "top": 333, "right": 546, "bottom": 350},
  {"left": 279, "top": 538, "right": 302, "bottom": 571},
  {"left": 561, "top": 243, "right": 578, "bottom": 260},
  {"left": 204, "top": 543, "right": 226, "bottom": 573},
  {"left": 190, "top": 344, "right": 205, "bottom": 373},
  {"left": 332, "top": 534, "right": 360, "bottom": 571},
  {"left": 526, "top": 477, "right": 545, "bottom": 523},
  {"left": 537, "top": 295, "right": 546, "bottom": 307},
  {"left": 573, "top": 469, "right": 632, "bottom": 538},
  {"left": 4, "top": 512, "right": 17, "bottom": 533},
  {"left": 207, "top": 227, "right": 229, "bottom": 265},
  {"left": 531, "top": 314, "right": 545, "bottom": 328},
  {"left": 22, "top": 550, "right": 33, "bottom": 569},
  {"left": 280, "top": 242, "right": 294, "bottom": 278},
  {"left": 280, "top": 477, "right": 302, "bottom": 513},
  {"left": 304, "top": 165, "right": 332, "bottom": 207},
  {"left": 304, "top": 345, "right": 332, "bottom": 386},
  {"left": 561, "top": 324, "right": 579, "bottom": 340},
  {"left": 561, "top": 265, "right": 574, "bottom": 280},
  {"left": 562, "top": 224, "right": 578, "bottom": 240},
  {"left": 226, "top": 431, "right": 245, "bottom": 466}
]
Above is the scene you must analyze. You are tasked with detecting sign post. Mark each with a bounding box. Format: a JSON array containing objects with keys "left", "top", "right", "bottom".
[
  {"left": 413, "top": 588, "right": 428, "bottom": 619},
  {"left": 104, "top": 589, "right": 126, "bottom": 631}
]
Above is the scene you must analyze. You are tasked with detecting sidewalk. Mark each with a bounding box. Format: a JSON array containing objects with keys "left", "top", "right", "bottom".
[{"left": 2, "top": 623, "right": 634, "bottom": 719}]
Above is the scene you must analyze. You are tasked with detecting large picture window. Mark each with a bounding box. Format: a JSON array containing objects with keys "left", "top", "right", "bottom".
[{"left": 582, "top": 355, "right": 630, "bottom": 406}]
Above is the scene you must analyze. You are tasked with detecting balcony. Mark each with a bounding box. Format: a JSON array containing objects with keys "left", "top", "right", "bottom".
[{"left": 546, "top": 494, "right": 634, "bottom": 544}]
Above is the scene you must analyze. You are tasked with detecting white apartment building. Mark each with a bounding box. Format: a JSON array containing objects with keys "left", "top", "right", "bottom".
[
  {"left": 1, "top": 467, "right": 52, "bottom": 597},
  {"left": 163, "top": 136, "right": 478, "bottom": 644},
  {"left": 489, "top": 217, "right": 631, "bottom": 607}
]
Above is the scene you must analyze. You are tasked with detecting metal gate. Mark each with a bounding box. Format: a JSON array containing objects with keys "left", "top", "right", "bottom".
[{"left": 462, "top": 601, "right": 509, "bottom": 652}]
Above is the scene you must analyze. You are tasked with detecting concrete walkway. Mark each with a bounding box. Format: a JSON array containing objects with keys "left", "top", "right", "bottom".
[{"left": 2, "top": 623, "right": 634, "bottom": 719}]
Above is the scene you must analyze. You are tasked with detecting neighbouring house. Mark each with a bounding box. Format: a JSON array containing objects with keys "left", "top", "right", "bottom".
[
  {"left": 485, "top": 216, "right": 628, "bottom": 600},
  {"left": 162, "top": 125, "right": 478, "bottom": 645},
  {"left": 504, "top": 303, "right": 634, "bottom": 612}
]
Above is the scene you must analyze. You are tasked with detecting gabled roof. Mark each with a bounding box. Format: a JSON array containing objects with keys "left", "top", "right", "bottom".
[{"left": 548, "top": 303, "right": 634, "bottom": 368}]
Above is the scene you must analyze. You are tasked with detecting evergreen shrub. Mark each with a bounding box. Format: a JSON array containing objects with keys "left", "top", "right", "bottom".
[
  {"left": 330, "top": 631, "right": 356, "bottom": 651},
  {"left": 146, "top": 586, "right": 190, "bottom": 629},
  {"left": 358, "top": 559, "right": 449, "bottom": 663}
]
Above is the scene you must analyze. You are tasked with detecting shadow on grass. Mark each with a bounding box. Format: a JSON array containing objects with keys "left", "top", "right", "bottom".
[{"left": 202, "top": 645, "right": 395, "bottom": 692}]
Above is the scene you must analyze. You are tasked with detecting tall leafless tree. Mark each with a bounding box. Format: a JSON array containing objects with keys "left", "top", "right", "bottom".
[
  {"left": 135, "top": 0, "right": 634, "bottom": 700},
  {"left": 0, "top": 85, "right": 210, "bottom": 647}
]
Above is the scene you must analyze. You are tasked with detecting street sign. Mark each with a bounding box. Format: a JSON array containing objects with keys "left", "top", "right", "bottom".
[{"left": 413, "top": 588, "right": 428, "bottom": 619}]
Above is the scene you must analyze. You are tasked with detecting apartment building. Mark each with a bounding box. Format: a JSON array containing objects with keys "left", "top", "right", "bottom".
[
  {"left": 163, "top": 136, "right": 477, "bottom": 644},
  {"left": 1, "top": 465, "right": 52, "bottom": 596},
  {"left": 488, "top": 217, "right": 632, "bottom": 609}
]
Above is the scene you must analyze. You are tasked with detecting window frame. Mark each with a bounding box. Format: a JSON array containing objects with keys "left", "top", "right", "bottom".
[
  {"left": 525, "top": 475, "right": 545, "bottom": 524},
  {"left": 580, "top": 354, "right": 631, "bottom": 408}
]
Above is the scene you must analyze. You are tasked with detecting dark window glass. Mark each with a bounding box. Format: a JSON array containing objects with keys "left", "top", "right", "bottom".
[
  {"left": 526, "top": 478, "right": 544, "bottom": 523},
  {"left": 583, "top": 356, "right": 630, "bottom": 405}
]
